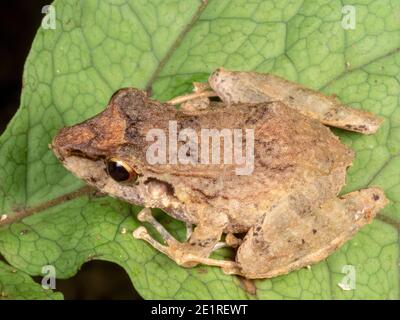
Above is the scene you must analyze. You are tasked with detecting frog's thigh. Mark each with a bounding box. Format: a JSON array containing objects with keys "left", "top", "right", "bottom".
[{"left": 236, "top": 188, "right": 387, "bottom": 279}]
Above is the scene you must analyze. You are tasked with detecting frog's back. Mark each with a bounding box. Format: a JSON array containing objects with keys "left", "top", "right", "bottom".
[
  {"left": 163, "top": 101, "right": 354, "bottom": 186},
  {"left": 157, "top": 101, "right": 354, "bottom": 232}
]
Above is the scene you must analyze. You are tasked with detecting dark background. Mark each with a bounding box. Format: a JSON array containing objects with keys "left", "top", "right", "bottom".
[{"left": 0, "top": 2, "right": 140, "bottom": 300}]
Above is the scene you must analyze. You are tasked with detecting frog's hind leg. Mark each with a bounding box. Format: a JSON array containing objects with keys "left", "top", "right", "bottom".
[
  {"left": 208, "top": 68, "right": 383, "bottom": 134},
  {"left": 133, "top": 208, "right": 242, "bottom": 273},
  {"left": 235, "top": 187, "right": 388, "bottom": 279}
]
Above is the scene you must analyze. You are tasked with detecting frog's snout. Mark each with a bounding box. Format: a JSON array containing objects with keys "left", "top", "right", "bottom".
[{"left": 51, "top": 124, "right": 95, "bottom": 160}]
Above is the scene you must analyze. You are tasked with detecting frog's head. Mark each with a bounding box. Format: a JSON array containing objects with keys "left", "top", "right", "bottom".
[{"left": 51, "top": 87, "right": 177, "bottom": 207}]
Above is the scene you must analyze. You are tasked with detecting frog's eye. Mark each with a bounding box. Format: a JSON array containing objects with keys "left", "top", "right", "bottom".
[{"left": 106, "top": 158, "right": 137, "bottom": 182}]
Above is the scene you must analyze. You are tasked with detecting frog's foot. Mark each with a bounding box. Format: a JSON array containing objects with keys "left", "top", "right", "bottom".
[
  {"left": 134, "top": 225, "right": 241, "bottom": 271},
  {"left": 133, "top": 208, "right": 243, "bottom": 274}
]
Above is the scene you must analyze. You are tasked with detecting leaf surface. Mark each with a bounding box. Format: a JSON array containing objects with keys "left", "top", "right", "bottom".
[
  {"left": 0, "top": 260, "right": 62, "bottom": 300},
  {"left": 0, "top": 0, "right": 399, "bottom": 299}
]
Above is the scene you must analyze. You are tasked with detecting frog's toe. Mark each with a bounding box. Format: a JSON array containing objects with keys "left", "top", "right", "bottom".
[
  {"left": 132, "top": 225, "right": 178, "bottom": 262},
  {"left": 132, "top": 226, "right": 147, "bottom": 239}
]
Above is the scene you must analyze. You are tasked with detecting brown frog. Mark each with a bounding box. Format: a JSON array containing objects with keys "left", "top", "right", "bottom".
[{"left": 51, "top": 68, "right": 388, "bottom": 279}]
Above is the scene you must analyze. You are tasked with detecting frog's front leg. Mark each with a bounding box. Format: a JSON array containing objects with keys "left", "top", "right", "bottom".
[{"left": 133, "top": 208, "right": 240, "bottom": 272}]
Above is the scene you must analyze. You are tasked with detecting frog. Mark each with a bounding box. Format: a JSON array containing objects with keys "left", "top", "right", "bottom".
[{"left": 51, "top": 68, "right": 388, "bottom": 279}]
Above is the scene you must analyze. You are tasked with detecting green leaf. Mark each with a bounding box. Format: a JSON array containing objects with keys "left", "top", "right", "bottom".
[
  {"left": 0, "top": 0, "right": 399, "bottom": 299},
  {"left": 0, "top": 260, "right": 62, "bottom": 300}
]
